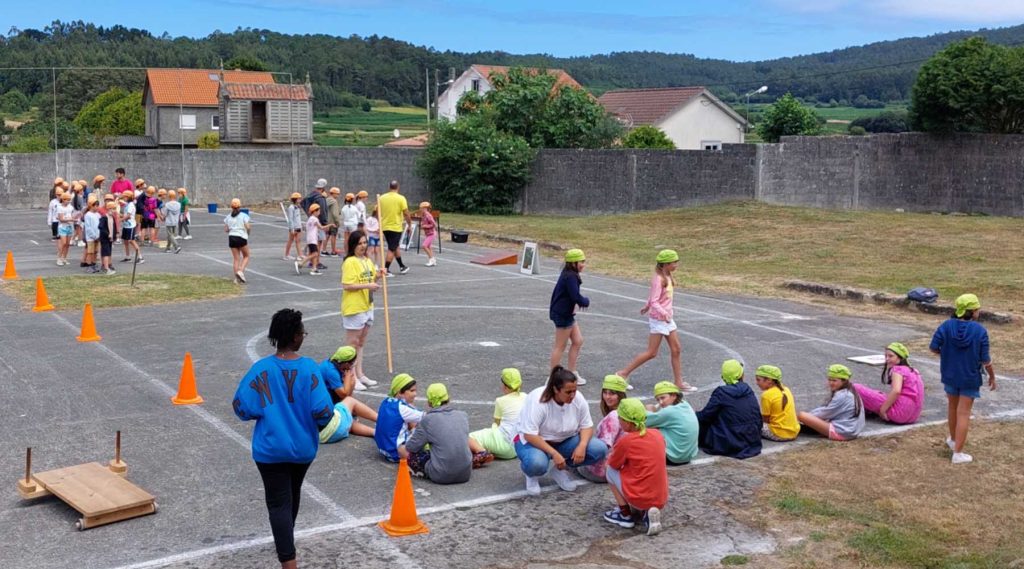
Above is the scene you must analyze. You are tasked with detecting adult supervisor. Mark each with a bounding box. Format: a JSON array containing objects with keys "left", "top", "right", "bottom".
[{"left": 377, "top": 180, "right": 412, "bottom": 276}]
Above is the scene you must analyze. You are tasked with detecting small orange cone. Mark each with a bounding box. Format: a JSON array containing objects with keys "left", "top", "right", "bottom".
[
  {"left": 2, "top": 250, "right": 17, "bottom": 280},
  {"left": 32, "top": 277, "right": 54, "bottom": 312},
  {"left": 76, "top": 303, "right": 101, "bottom": 342},
  {"left": 378, "top": 458, "right": 429, "bottom": 536},
  {"left": 171, "top": 352, "right": 204, "bottom": 405}
]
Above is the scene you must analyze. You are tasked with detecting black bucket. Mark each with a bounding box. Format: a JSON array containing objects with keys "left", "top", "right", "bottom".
[{"left": 450, "top": 230, "right": 469, "bottom": 243}]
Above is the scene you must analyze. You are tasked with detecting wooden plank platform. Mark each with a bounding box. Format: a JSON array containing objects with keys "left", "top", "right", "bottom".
[
  {"left": 470, "top": 251, "right": 518, "bottom": 266},
  {"left": 31, "top": 462, "right": 156, "bottom": 530}
]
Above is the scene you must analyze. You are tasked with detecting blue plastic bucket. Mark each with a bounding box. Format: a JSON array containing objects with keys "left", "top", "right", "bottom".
[
  {"left": 240, "top": 208, "right": 250, "bottom": 215},
  {"left": 207, "top": 203, "right": 218, "bottom": 213}
]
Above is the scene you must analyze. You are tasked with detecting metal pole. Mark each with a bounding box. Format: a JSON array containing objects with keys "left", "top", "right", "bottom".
[
  {"left": 425, "top": 68, "right": 430, "bottom": 126},
  {"left": 178, "top": 71, "right": 186, "bottom": 187},
  {"left": 434, "top": 69, "right": 440, "bottom": 123},
  {"left": 52, "top": 68, "right": 58, "bottom": 176}
]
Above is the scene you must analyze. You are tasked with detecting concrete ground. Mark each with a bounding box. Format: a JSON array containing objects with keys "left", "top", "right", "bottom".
[{"left": 1, "top": 207, "right": 1020, "bottom": 569}]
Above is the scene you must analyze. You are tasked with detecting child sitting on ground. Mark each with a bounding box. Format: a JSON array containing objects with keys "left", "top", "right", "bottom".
[
  {"left": 696, "top": 360, "right": 763, "bottom": 459},
  {"left": 754, "top": 365, "right": 799, "bottom": 442},
  {"left": 602, "top": 398, "right": 668, "bottom": 537},
  {"left": 402, "top": 383, "right": 483, "bottom": 484},
  {"left": 578, "top": 375, "right": 628, "bottom": 482},
  {"left": 797, "top": 364, "right": 865, "bottom": 441},
  {"left": 853, "top": 342, "right": 924, "bottom": 425},
  {"left": 374, "top": 374, "right": 423, "bottom": 462},
  {"left": 645, "top": 382, "right": 700, "bottom": 465},
  {"left": 469, "top": 368, "right": 528, "bottom": 460},
  {"left": 318, "top": 346, "right": 378, "bottom": 443}
]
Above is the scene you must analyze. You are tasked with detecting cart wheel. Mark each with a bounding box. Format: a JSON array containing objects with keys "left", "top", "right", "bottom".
[{"left": 75, "top": 519, "right": 83, "bottom": 531}]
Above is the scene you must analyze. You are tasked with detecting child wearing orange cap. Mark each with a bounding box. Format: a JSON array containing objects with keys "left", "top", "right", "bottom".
[
  {"left": 326, "top": 188, "right": 341, "bottom": 256},
  {"left": 354, "top": 190, "right": 368, "bottom": 224},
  {"left": 284, "top": 192, "right": 304, "bottom": 260},
  {"left": 295, "top": 203, "right": 332, "bottom": 276},
  {"left": 364, "top": 206, "right": 381, "bottom": 265},
  {"left": 98, "top": 198, "right": 117, "bottom": 275},
  {"left": 119, "top": 190, "right": 143, "bottom": 263},
  {"left": 418, "top": 201, "right": 437, "bottom": 267},
  {"left": 48, "top": 188, "right": 63, "bottom": 240},
  {"left": 340, "top": 192, "right": 360, "bottom": 255},
  {"left": 224, "top": 198, "right": 251, "bottom": 283},
  {"left": 55, "top": 192, "right": 75, "bottom": 266}
]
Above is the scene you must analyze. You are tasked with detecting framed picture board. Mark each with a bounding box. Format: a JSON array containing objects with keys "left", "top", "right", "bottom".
[
  {"left": 520, "top": 241, "right": 539, "bottom": 275},
  {"left": 400, "top": 221, "right": 419, "bottom": 250}
]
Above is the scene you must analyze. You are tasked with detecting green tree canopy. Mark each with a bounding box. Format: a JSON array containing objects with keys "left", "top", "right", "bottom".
[
  {"left": 223, "top": 56, "right": 270, "bottom": 72},
  {"left": 756, "top": 93, "right": 822, "bottom": 142},
  {"left": 911, "top": 37, "right": 1024, "bottom": 133},
  {"left": 0, "top": 89, "right": 31, "bottom": 114},
  {"left": 621, "top": 125, "right": 676, "bottom": 149},
  {"left": 74, "top": 87, "right": 130, "bottom": 132},
  {"left": 100, "top": 92, "right": 144, "bottom": 135}
]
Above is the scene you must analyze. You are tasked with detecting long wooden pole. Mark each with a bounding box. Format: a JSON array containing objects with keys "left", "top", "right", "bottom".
[{"left": 376, "top": 194, "right": 394, "bottom": 373}]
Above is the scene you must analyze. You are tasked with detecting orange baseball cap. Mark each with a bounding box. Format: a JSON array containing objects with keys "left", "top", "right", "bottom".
[
  {"left": 309, "top": 203, "right": 321, "bottom": 212},
  {"left": 93, "top": 175, "right": 106, "bottom": 183},
  {"left": 54, "top": 177, "right": 64, "bottom": 185},
  {"left": 345, "top": 192, "right": 355, "bottom": 201},
  {"left": 230, "top": 198, "right": 242, "bottom": 208},
  {"left": 290, "top": 192, "right": 302, "bottom": 200},
  {"left": 122, "top": 190, "right": 134, "bottom": 198},
  {"left": 329, "top": 187, "right": 340, "bottom": 195},
  {"left": 357, "top": 190, "right": 368, "bottom": 198},
  {"left": 135, "top": 178, "right": 146, "bottom": 188}
]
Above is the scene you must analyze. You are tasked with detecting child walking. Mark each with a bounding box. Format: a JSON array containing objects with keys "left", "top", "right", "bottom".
[
  {"left": 177, "top": 188, "right": 191, "bottom": 240},
  {"left": 295, "top": 203, "right": 332, "bottom": 276},
  {"left": 159, "top": 190, "right": 182, "bottom": 254},
  {"left": 930, "top": 294, "right": 996, "bottom": 464},
  {"left": 418, "top": 201, "right": 437, "bottom": 266},
  {"left": 602, "top": 398, "right": 668, "bottom": 536},
  {"left": 578, "top": 375, "right": 628, "bottom": 483},
  {"left": 853, "top": 342, "right": 924, "bottom": 425},
  {"left": 549, "top": 248, "right": 590, "bottom": 384},
  {"left": 617, "top": 249, "right": 696, "bottom": 392},
  {"left": 364, "top": 207, "right": 381, "bottom": 265},
  {"left": 284, "top": 192, "right": 304, "bottom": 260},
  {"left": 469, "top": 368, "right": 528, "bottom": 460},
  {"left": 754, "top": 365, "right": 799, "bottom": 442},
  {"left": 797, "top": 365, "right": 865, "bottom": 441}
]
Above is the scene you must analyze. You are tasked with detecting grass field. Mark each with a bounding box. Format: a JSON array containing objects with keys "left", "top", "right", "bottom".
[
  {"left": 0, "top": 273, "right": 241, "bottom": 309},
  {"left": 445, "top": 202, "right": 1024, "bottom": 371},
  {"left": 737, "top": 104, "right": 908, "bottom": 136},
  {"left": 313, "top": 105, "right": 428, "bottom": 147}
]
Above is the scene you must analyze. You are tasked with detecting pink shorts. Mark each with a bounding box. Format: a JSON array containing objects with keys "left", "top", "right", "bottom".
[
  {"left": 422, "top": 232, "right": 435, "bottom": 249},
  {"left": 827, "top": 423, "right": 846, "bottom": 441}
]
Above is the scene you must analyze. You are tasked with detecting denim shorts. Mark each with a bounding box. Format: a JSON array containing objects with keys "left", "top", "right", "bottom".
[
  {"left": 551, "top": 314, "right": 576, "bottom": 329},
  {"left": 943, "top": 383, "right": 981, "bottom": 400}
]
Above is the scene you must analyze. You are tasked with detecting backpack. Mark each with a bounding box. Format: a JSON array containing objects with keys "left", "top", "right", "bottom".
[
  {"left": 907, "top": 287, "right": 938, "bottom": 304},
  {"left": 301, "top": 192, "right": 316, "bottom": 214}
]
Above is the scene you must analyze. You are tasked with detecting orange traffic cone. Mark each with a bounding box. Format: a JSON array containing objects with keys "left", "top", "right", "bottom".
[
  {"left": 2, "top": 250, "right": 17, "bottom": 280},
  {"left": 32, "top": 277, "right": 54, "bottom": 312},
  {"left": 76, "top": 303, "right": 101, "bottom": 342},
  {"left": 378, "top": 458, "right": 429, "bottom": 536},
  {"left": 171, "top": 352, "right": 204, "bottom": 405}
]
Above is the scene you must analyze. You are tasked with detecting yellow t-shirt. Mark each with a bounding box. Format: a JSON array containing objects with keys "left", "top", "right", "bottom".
[
  {"left": 341, "top": 255, "right": 377, "bottom": 316},
  {"left": 377, "top": 191, "right": 408, "bottom": 232},
  {"left": 760, "top": 385, "right": 799, "bottom": 440},
  {"left": 493, "top": 392, "right": 526, "bottom": 441}
]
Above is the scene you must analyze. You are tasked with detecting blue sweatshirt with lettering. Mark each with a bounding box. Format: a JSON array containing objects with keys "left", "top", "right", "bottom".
[{"left": 233, "top": 355, "right": 334, "bottom": 464}]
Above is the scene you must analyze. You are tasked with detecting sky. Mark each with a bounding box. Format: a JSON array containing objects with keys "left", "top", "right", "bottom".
[{"left": 3, "top": 0, "right": 1024, "bottom": 61}]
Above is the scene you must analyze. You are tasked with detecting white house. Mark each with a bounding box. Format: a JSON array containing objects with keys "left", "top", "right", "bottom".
[
  {"left": 436, "top": 64, "right": 583, "bottom": 121},
  {"left": 597, "top": 87, "right": 747, "bottom": 150}
]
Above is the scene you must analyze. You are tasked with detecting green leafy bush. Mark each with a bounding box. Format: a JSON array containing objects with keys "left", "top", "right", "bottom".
[
  {"left": 621, "top": 125, "right": 676, "bottom": 149},
  {"left": 197, "top": 132, "right": 220, "bottom": 149},
  {"left": 756, "top": 93, "right": 822, "bottom": 142}
]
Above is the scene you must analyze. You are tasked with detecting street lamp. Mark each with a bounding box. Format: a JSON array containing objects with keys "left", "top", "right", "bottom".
[{"left": 745, "top": 85, "right": 768, "bottom": 134}]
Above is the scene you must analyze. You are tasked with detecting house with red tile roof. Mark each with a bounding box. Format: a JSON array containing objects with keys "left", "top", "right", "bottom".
[
  {"left": 218, "top": 77, "right": 313, "bottom": 145},
  {"left": 436, "top": 64, "right": 584, "bottom": 121},
  {"left": 597, "top": 87, "right": 748, "bottom": 150}
]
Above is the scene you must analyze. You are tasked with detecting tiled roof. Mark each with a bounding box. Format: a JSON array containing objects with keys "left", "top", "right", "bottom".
[
  {"left": 223, "top": 83, "right": 311, "bottom": 101},
  {"left": 145, "top": 69, "right": 275, "bottom": 107},
  {"left": 471, "top": 65, "right": 583, "bottom": 91},
  {"left": 597, "top": 87, "right": 707, "bottom": 126},
  {"left": 104, "top": 135, "right": 158, "bottom": 148}
]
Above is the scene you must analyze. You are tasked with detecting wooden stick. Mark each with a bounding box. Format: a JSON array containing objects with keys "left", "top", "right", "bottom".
[
  {"left": 25, "top": 447, "right": 31, "bottom": 484},
  {"left": 115, "top": 431, "right": 121, "bottom": 464},
  {"left": 376, "top": 194, "right": 395, "bottom": 373}
]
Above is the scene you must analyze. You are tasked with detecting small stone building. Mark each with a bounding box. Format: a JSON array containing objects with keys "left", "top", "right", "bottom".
[{"left": 218, "top": 74, "right": 314, "bottom": 145}]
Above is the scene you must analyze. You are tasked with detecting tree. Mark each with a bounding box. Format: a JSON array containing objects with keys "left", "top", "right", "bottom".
[
  {"left": 100, "top": 92, "right": 144, "bottom": 135},
  {"left": 0, "top": 89, "right": 30, "bottom": 114},
  {"left": 74, "top": 88, "right": 130, "bottom": 133},
  {"left": 850, "top": 111, "right": 909, "bottom": 133},
  {"left": 197, "top": 132, "right": 220, "bottom": 149},
  {"left": 756, "top": 93, "right": 822, "bottom": 142},
  {"left": 621, "top": 125, "right": 675, "bottom": 149},
  {"left": 224, "top": 56, "right": 270, "bottom": 72},
  {"left": 911, "top": 37, "right": 1024, "bottom": 133}
]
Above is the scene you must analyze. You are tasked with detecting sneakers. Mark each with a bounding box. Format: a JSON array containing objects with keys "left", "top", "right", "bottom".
[
  {"left": 952, "top": 452, "right": 973, "bottom": 464},
  {"left": 106, "top": 268, "right": 116, "bottom": 275},
  {"left": 174, "top": 247, "right": 182, "bottom": 254},
  {"left": 294, "top": 260, "right": 301, "bottom": 275},
  {"left": 121, "top": 257, "right": 132, "bottom": 263},
  {"left": 183, "top": 235, "right": 192, "bottom": 240},
  {"left": 603, "top": 508, "right": 635, "bottom": 529},
  {"left": 425, "top": 258, "right": 436, "bottom": 267},
  {"left": 353, "top": 379, "right": 367, "bottom": 390},
  {"left": 572, "top": 371, "right": 587, "bottom": 386},
  {"left": 359, "top": 376, "right": 378, "bottom": 387},
  {"left": 282, "top": 256, "right": 295, "bottom": 261},
  {"left": 235, "top": 271, "right": 246, "bottom": 284},
  {"left": 317, "top": 263, "right": 327, "bottom": 270},
  {"left": 310, "top": 270, "right": 323, "bottom": 276},
  {"left": 645, "top": 507, "right": 662, "bottom": 536},
  {"left": 56, "top": 259, "right": 64, "bottom": 266},
  {"left": 399, "top": 265, "right": 410, "bottom": 274},
  {"left": 524, "top": 475, "right": 542, "bottom": 496},
  {"left": 137, "top": 258, "right": 145, "bottom": 264},
  {"left": 680, "top": 382, "right": 699, "bottom": 393},
  {"left": 549, "top": 468, "right": 578, "bottom": 492},
  {"left": 472, "top": 451, "right": 495, "bottom": 469},
  {"left": 945, "top": 436, "right": 956, "bottom": 451},
  {"left": 385, "top": 271, "right": 395, "bottom": 277}
]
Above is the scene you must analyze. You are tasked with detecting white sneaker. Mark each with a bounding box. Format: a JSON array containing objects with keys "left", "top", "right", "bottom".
[
  {"left": 354, "top": 379, "right": 367, "bottom": 391},
  {"left": 76, "top": 241, "right": 85, "bottom": 247},
  {"left": 183, "top": 235, "right": 192, "bottom": 240},
  {"left": 400, "top": 265, "right": 410, "bottom": 274},
  {"left": 310, "top": 270, "right": 323, "bottom": 276},
  {"left": 294, "top": 261, "right": 301, "bottom": 275},
  {"left": 549, "top": 468, "right": 578, "bottom": 492},
  {"left": 426, "top": 258, "right": 436, "bottom": 267},
  {"left": 572, "top": 371, "right": 587, "bottom": 386},
  {"left": 951, "top": 452, "right": 973, "bottom": 464},
  {"left": 524, "top": 475, "right": 542, "bottom": 496},
  {"left": 646, "top": 507, "right": 662, "bottom": 536},
  {"left": 945, "top": 437, "right": 956, "bottom": 451},
  {"left": 283, "top": 256, "right": 295, "bottom": 261},
  {"left": 627, "top": 383, "right": 635, "bottom": 391},
  {"left": 359, "top": 376, "right": 378, "bottom": 387}
]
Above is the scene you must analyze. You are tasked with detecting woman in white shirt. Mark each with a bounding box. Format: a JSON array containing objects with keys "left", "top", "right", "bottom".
[
  {"left": 515, "top": 366, "right": 608, "bottom": 496},
  {"left": 224, "top": 198, "right": 252, "bottom": 283}
]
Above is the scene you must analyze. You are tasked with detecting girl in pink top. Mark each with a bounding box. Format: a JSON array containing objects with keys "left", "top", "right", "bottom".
[
  {"left": 579, "top": 375, "right": 628, "bottom": 482},
  {"left": 418, "top": 201, "right": 437, "bottom": 267},
  {"left": 617, "top": 250, "right": 697, "bottom": 392},
  {"left": 853, "top": 342, "right": 924, "bottom": 424}
]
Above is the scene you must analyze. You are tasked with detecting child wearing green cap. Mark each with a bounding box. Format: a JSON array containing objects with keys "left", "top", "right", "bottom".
[
  {"left": 402, "top": 383, "right": 481, "bottom": 484},
  {"left": 696, "top": 360, "right": 763, "bottom": 459},
  {"left": 617, "top": 249, "right": 698, "bottom": 393},
  {"left": 754, "top": 365, "right": 799, "bottom": 442},
  {"left": 549, "top": 249, "right": 590, "bottom": 384},
  {"left": 930, "top": 294, "right": 996, "bottom": 464},
  {"left": 579, "top": 375, "right": 629, "bottom": 482},
  {"left": 797, "top": 365, "right": 865, "bottom": 441},
  {"left": 317, "top": 346, "right": 379, "bottom": 443},
  {"left": 469, "top": 368, "right": 528, "bottom": 460},
  {"left": 852, "top": 343, "right": 924, "bottom": 425},
  {"left": 374, "top": 374, "right": 424, "bottom": 462},
  {"left": 645, "top": 382, "right": 700, "bottom": 464},
  {"left": 603, "top": 398, "right": 668, "bottom": 536}
]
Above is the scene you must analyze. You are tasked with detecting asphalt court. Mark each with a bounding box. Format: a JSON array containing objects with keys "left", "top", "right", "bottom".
[{"left": 1, "top": 207, "right": 1020, "bottom": 569}]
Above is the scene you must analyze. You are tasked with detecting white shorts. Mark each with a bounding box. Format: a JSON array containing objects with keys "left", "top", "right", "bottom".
[
  {"left": 649, "top": 317, "right": 677, "bottom": 336},
  {"left": 343, "top": 309, "right": 374, "bottom": 330}
]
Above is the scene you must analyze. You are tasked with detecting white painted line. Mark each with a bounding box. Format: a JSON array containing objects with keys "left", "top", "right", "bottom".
[
  {"left": 478, "top": 341, "right": 500, "bottom": 347},
  {"left": 192, "top": 252, "right": 318, "bottom": 292},
  {"left": 29, "top": 240, "right": 39, "bottom": 245}
]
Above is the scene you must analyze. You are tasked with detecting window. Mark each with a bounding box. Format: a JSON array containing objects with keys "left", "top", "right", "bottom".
[
  {"left": 211, "top": 115, "right": 220, "bottom": 130},
  {"left": 701, "top": 140, "right": 721, "bottom": 151},
  {"left": 471, "top": 79, "right": 480, "bottom": 93},
  {"left": 179, "top": 114, "right": 197, "bottom": 130}
]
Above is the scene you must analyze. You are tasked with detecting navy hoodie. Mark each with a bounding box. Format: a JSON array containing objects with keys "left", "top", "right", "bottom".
[
  {"left": 930, "top": 318, "right": 990, "bottom": 389},
  {"left": 549, "top": 269, "right": 589, "bottom": 321},
  {"left": 696, "top": 381, "right": 762, "bottom": 459}
]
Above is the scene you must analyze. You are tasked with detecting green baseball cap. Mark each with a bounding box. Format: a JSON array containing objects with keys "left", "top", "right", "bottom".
[
  {"left": 955, "top": 293, "right": 980, "bottom": 317},
  {"left": 330, "top": 345, "right": 357, "bottom": 363},
  {"left": 653, "top": 381, "right": 681, "bottom": 397},
  {"left": 886, "top": 342, "right": 909, "bottom": 360},
  {"left": 426, "top": 383, "right": 449, "bottom": 407},
  {"left": 564, "top": 248, "right": 586, "bottom": 263},
  {"left": 827, "top": 364, "right": 851, "bottom": 380},
  {"left": 602, "top": 374, "right": 628, "bottom": 393},
  {"left": 500, "top": 368, "right": 522, "bottom": 391},
  {"left": 721, "top": 359, "right": 744, "bottom": 385},
  {"left": 655, "top": 249, "right": 679, "bottom": 264},
  {"left": 755, "top": 365, "right": 782, "bottom": 382},
  {"left": 389, "top": 373, "right": 415, "bottom": 397}
]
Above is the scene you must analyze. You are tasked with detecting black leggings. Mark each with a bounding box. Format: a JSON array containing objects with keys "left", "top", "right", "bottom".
[
  {"left": 51, "top": 221, "right": 58, "bottom": 237},
  {"left": 255, "top": 461, "right": 311, "bottom": 563}
]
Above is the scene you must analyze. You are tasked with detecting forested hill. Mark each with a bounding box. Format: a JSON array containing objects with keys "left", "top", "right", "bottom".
[{"left": 3, "top": 20, "right": 1024, "bottom": 110}]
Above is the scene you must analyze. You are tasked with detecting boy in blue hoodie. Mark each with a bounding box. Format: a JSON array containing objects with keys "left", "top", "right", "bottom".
[
  {"left": 930, "top": 294, "right": 996, "bottom": 465},
  {"left": 696, "top": 359, "right": 762, "bottom": 459},
  {"left": 375, "top": 373, "right": 424, "bottom": 462}
]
